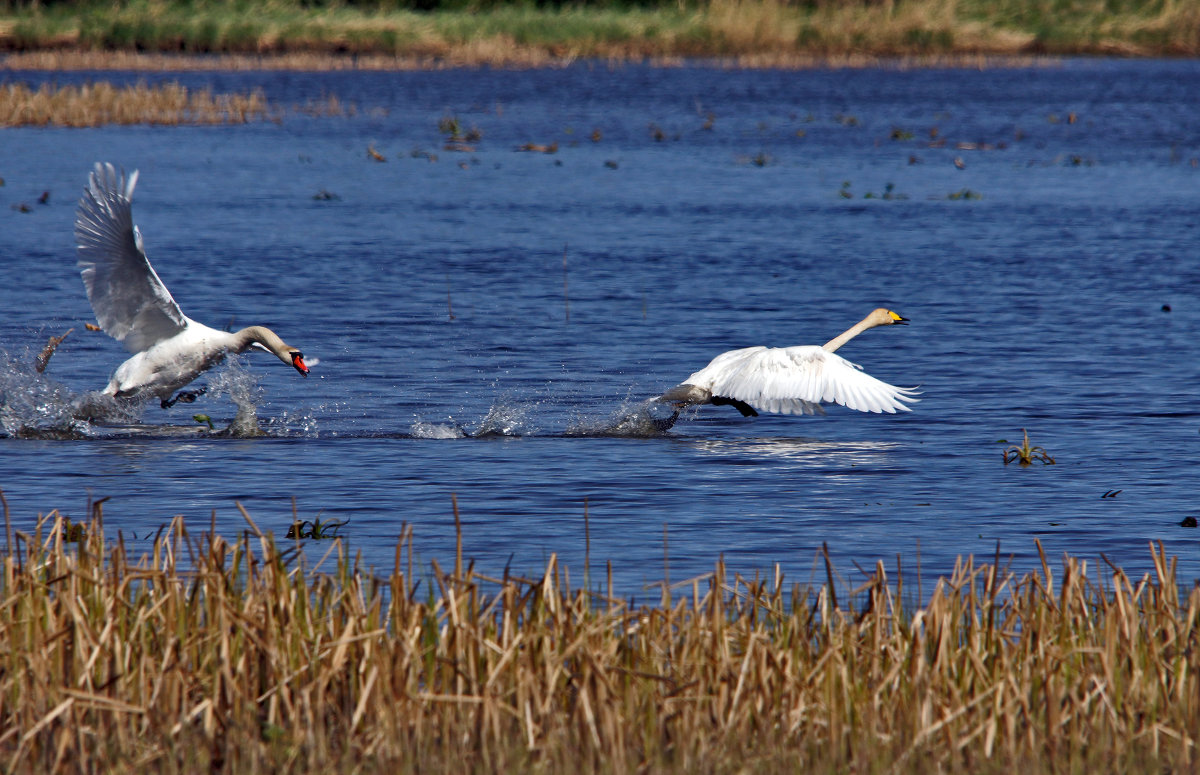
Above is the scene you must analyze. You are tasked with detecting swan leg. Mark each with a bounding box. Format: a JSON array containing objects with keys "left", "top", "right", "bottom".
[
  {"left": 643, "top": 397, "right": 684, "bottom": 432},
  {"left": 711, "top": 395, "right": 759, "bottom": 417},
  {"left": 161, "top": 386, "right": 207, "bottom": 409},
  {"left": 650, "top": 408, "right": 682, "bottom": 432}
]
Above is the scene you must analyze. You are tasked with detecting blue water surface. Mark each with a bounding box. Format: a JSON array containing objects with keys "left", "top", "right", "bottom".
[{"left": 2, "top": 58, "right": 1199, "bottom": 596}]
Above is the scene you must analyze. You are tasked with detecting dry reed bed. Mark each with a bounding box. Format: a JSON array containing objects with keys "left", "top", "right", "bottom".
[
  {"left": 1, "top": 506, "right": 1197, "bottom": 773},
  {"left": 0, "top": 81, "right": 273, "bottom": 127}
]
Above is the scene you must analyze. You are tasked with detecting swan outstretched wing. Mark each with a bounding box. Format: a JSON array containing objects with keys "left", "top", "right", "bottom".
[
  {"left": 698, "top": 345, "right": 918, "bottom": 415},
  {"left": 75, "top": 163, "right": 186, "bottom": 354}
]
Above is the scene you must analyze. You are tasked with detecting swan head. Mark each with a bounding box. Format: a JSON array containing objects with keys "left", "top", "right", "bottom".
[
  {"left": 871, "top": 308, "right": 908, "bottom": 327},
  {"left": 288, "top": 349, "right": 309, "bottom": 377}
]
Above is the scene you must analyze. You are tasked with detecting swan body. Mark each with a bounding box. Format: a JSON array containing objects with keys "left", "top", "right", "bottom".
[
  {"left": 661, "top": 308, "right": 917, "bottom": 417},
  {"left": 75, "top": 163, "right": 309, "bottom": 406}
]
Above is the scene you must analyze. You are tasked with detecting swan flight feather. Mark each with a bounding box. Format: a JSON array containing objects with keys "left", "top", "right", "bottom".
[
  {"left": 661, "top": 308, "right": 918, "bottom": 419},
  {"left": 683, "top": 345, "right": 916, "bottom": 415},
  {"left": 75, "top": 163, "right": 187, "bottom": 354}
]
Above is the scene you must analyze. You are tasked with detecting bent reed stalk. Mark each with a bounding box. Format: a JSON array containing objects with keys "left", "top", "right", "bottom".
[{"left": 1, "top": 504, "right": 1197, "bottom": 773}]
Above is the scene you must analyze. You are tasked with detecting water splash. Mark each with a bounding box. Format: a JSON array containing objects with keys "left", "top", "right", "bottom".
[
  {"left": 470, "top": 395, "right": 536, "bottom": 437},
  {"left": 0, "top": 335, "right": 271, "bottom": 436},
  {"left": 411, "top": 420, "right": 467, "bottom": 439},
  {"left": 261, "top": 407, "right": 321, "bottom": 438},
  {"left": 566, "top": 397, "right": 683, "bottom": 437},
  {"left": 205, "top": 355, "right": 268, "bottom": 437},
  {"left": 0, "top": 347, "right": 105, "bottom": 438}
]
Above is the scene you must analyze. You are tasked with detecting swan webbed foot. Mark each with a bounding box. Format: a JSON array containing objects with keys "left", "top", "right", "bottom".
[
  {"left": 646, "top": 398, "right": 683, "bottom": 432},
  {"left": 161, "top": 386, "right": 207, "bottom": 409},
  {"left": 650, "top": 409, "right": 682, "bottom": 432}
]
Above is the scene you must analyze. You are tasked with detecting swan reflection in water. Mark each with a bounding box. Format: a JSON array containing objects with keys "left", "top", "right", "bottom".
[{"left": 685, "top": 436, "right": 904, "bottom": 467}]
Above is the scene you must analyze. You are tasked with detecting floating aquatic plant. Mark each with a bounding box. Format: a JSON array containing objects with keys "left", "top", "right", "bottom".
[
  {"left": 439, "top": 114, "right": 481, "bottom": 151},
  {"left": 59, "top": 517, "right": 87, "bottom": 543},
  {"left": 437, "top": 114, "right": 462, "bottom": 138},
  {"left": 286, "top": 514, "right": 349, "bottom": 539},
  {"left": 515, "top": 141, "right": 557, "bottom": 153},
  {"left": 1002, "top": 428, "right": 1055, "bottom": 465},
  {"left": 864, "top": 182, "right": 907, "bottom": 200}
]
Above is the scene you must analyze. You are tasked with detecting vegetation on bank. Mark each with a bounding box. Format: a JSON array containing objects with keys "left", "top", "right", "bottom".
[
  {"left": 0, "top": 0, "right": 1199, "bottom": 66},
  {"left": 1, "top": 503, "right": 1197, "bottom": 773}
]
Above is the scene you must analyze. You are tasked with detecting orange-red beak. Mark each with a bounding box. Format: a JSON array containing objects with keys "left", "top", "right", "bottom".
[{"left": 292, "top": 352, "right": 309, "bottom": 377}]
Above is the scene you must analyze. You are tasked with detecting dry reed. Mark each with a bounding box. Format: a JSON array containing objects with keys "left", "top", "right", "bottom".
[
  {"left": 0, "top": 503, "right": 1197, "bottom": 773},
  {"left": 0, "top": 81, "right": 275, "bottom": 127}
]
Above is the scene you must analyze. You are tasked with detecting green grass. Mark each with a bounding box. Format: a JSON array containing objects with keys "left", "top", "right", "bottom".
[{"left": 2, "top": 0, "right": 1200, "bottom": 64}]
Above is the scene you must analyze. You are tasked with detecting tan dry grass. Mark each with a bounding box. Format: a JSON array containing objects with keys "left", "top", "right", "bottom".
[
  {"left": 1, "top": 502, "right": 1197, "bottom": 773},
  {"left": 0, "top": 81, "right": 275, "bottom": 127}
]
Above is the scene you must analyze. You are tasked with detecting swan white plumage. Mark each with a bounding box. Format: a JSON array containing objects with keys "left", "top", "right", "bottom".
[
  {"left": 74, "top": 163, "right": 309, "bottom": 408},
  {"left": 659, "top": 308, "right": 917, "bottom": 418}
]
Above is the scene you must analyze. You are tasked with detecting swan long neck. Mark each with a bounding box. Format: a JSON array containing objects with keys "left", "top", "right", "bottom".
[
  {"left": 822, "top": 315, "right": 877, "bottom": 353},
  {"left": 237, "top": 325, "right": 291, "bottom": 360}
]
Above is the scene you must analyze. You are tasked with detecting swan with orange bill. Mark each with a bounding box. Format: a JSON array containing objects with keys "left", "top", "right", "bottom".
[{"left": 74, "top": 163, "right": 312, "bottom": 409}]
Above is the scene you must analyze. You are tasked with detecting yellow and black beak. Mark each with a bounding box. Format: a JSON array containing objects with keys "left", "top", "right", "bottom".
[{"left": 890, "top": 311, "right": 909, "bottom": 325}]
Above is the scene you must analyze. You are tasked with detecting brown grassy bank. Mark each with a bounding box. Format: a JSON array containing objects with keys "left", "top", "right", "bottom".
[
  {"left": 1, "top": 501, "right": 1197, "bottom": 774},
  {"left": 0, "top": 48, "right": 1061, "bottom": 72}
]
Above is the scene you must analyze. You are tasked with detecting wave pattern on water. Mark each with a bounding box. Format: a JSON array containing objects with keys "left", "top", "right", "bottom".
[{"left": 3, "top": 60, "right": 1200, "bottom": 594}]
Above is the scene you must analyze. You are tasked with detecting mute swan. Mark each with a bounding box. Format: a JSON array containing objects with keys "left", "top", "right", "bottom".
[
  {"left": 659, "top": 308, "right": 917, "bottom": 419},
  {"left": 74, "top": 163, "right": 309, "bottom": 408}
]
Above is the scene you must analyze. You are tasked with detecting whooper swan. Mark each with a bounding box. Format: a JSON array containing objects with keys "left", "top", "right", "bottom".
[{"left": 659, "top": 308, "right": 917, "bottom": 418}]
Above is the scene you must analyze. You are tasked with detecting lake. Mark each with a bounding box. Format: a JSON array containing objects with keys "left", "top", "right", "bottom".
[{"left": 2, "top": 58, "right": 1199, "bottom": 597}]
